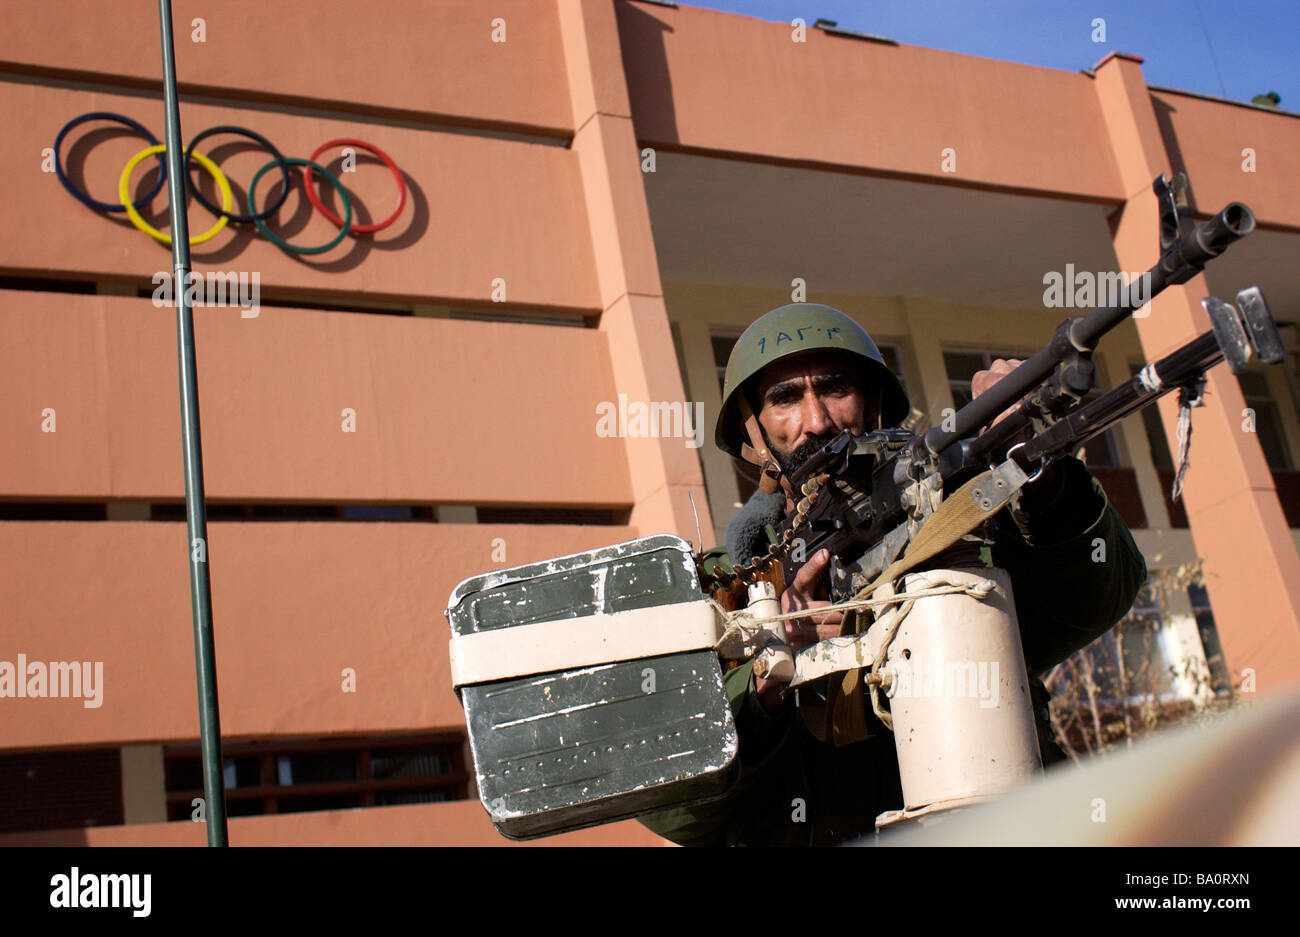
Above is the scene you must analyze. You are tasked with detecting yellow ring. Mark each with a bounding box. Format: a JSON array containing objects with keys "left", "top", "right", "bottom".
[{"left": 119, "top": 144, "right": 232, "bottom": 246}]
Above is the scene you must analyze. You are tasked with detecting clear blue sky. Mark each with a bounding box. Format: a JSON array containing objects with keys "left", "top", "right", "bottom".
[{"left": 677, "top": 0, "right": 1297, "bottom": 108}]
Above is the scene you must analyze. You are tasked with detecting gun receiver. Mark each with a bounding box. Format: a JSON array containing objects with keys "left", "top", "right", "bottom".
[{"left": 753, "top": 175, "right": 1280, "bottom": 606}]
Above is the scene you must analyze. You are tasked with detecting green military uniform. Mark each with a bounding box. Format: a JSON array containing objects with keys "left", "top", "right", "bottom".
[{"left": 640, "top": 457, "right": 1146, "bottom": 845}]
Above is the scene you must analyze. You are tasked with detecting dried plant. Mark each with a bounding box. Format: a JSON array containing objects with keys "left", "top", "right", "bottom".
[{"left": 1044, "top": 558, "right": 1243, "bottom": 761}]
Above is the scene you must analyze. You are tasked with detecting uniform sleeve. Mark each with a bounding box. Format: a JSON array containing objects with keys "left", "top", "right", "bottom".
[
  {"left": 988, "top": 457, "right": 1147, "bottom": 677},
  {"left": 636, "top": 658, "right": 797, "bottom": 846}
]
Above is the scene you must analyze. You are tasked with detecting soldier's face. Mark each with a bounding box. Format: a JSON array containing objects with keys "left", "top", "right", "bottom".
[{"left": 755, "top": 353, "right": 877, "bottom": 476}]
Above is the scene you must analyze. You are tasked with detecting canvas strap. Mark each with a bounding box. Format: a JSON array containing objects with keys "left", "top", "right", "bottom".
[{"left": 735, "top": 393, "right": 792, "bottom": 497}]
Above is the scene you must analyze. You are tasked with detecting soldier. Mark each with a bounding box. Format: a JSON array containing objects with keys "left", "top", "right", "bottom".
[{"left": 639, "top": 303, "right": 1147, "bottom": 846}]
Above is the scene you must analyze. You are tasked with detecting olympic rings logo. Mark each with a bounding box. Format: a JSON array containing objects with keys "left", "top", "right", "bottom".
[{"left": 54, "top": 112, "right": 407, "bottom": 255}]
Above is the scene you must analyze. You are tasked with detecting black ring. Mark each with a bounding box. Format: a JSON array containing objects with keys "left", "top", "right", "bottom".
[
  {"left": 185, "top": 125, "right": 292, "bottom": 223},
  {"left": 54, "top": 112, "right": 167, "bottom": 213}
]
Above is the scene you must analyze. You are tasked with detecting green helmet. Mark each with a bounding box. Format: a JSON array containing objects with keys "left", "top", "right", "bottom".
[{"left": 715, "top": 303, "right": 910, "bottom": 458}]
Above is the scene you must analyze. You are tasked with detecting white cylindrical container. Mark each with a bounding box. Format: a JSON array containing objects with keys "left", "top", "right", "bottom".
[
  {"left": 876, "top": 565, "right": 1040, "bottom": 817},
  {"left": 747, "top": 580, "right": 794, "bottom": 683}
]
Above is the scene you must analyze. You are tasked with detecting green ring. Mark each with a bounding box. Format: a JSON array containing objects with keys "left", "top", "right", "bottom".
[{"left": 249, "top": 156, "right": 353, "bottom": 255}]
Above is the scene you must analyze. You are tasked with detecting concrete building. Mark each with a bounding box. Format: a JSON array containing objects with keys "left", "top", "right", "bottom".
[{"left": 0, "top": 0, "right": 1296, "bottom": 845}]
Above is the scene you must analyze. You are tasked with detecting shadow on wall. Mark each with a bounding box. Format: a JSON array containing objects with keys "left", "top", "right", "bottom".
[
  {"left": 614, "top": 0, "right": 677, "bottom": 144},
  {"left": 1149, "top": 96, "right": 1192, "bottom": 210}
]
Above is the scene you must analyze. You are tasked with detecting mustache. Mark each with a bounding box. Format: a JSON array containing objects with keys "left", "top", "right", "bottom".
[{"left": 775, "top": 431, "right": 840, "bottom": 478}]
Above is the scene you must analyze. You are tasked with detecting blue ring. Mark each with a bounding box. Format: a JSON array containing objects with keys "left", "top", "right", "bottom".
[
  {"left": 185, "top": 125, "right": 292, "bottom": 223},
  {"left": 54, "top": 112, "right": 167, "bottom": 213}
]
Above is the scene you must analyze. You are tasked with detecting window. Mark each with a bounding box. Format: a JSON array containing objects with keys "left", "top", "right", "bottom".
[
  {"left": 1237, "top": 369, "right": 1293, "bottom": 470},
  {"left": 445, "top": 308, "right": 586, "bottom": 328},
  {"left": 1049, "top": 577, "right": 1194, "bottom": 709},
  {"left": 943, "top": 349, "right": 1020, "bottom": 412},
  {"left": 0, "top": 502, "right": 108, "bottom": 520},
  {"left": 1139, "top": 406, "right": 1176, "bottom": 469},
  {"left": 475, "top": 506, "right": 624, "bottom": 525},
  {"left": 1188, "top": 583, "right": 1231, "bottom": 695},
  {"left": 712, "top": 330, "right": 759, "bottom": 507},
  {"left": 877, "top": 344, "right": 907, "bottom": 402},
  {"left": 712, "top": 331, "right": 741, "bottom": 393},
  {"left": 1125, "top": 364, "right": 1293, "bottom": 471},
  {"left": 1107, "top": 580, "right": 1181, "bottom": 704},
  {"left": 340, "top": 505, "right": 419, "bottom": 520},
  {"left": 163, "top": 733, "right": 468, "bottom": 820},
  {"left": 0, "top": 749, "right": 124, "bottom": 833}
]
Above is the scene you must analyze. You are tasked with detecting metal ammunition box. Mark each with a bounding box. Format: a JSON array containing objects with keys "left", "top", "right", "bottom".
[{"left": 446, "top": 534, "right": 738, "bottom": 840}]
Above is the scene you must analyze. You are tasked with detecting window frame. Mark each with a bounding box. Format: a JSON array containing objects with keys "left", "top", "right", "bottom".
[{"left": 162, "top": 732, "right": 469, "bottom": 820}]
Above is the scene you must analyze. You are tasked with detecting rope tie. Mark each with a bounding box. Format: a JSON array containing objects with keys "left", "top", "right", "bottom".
[
  {"left": 1138, "top": 362, "right": 1163, "bottom": 394},
  {"left": 712, "top": 579, "right": 993, "bottom": 661}
]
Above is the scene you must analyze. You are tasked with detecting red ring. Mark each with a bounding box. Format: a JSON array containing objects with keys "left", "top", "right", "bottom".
[{"left": 302, "top": 138, "right": 406, "bottom": 234}]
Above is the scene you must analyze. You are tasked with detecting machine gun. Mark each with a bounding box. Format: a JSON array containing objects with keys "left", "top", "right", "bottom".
[
  {"left": 703, "top": 173, "right": 1283, "bottom": 608},
  {"left": 446, "top": 172, "right": 1286, "bottom": 839}
]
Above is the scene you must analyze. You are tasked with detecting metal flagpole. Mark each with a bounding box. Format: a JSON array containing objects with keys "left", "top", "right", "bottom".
[{"left": 156, "top": 0, "right": 228, "bottom": 846}]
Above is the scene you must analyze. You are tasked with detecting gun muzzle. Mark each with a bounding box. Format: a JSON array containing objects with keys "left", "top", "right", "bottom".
[{"left": 1174, "top": 202, "right": 1256, "bottom": 270}]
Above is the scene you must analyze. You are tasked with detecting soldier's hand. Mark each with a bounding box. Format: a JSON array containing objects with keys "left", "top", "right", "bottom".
[
  {"left": 755, "top": 549, "right": 842, "bottom": 712},
  {"left": 971, "top": 357, "right": 1025, "bottom": 428},
  {"left": 780, "top": 548, "right": 844, "bottom": 648}
]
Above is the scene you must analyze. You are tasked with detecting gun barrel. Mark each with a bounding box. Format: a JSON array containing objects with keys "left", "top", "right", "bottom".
[
  {"left": 1190, "top": 202, "right": 1255, "bottom": 262},
  {"left": 920, "top": 342, "right": 1064, "bottom": 455},
  {"left": 1021, "top": 330, "right": 1223, "bottom": 465},
  {"left": 921, "top": 199, "right": 1254, "bottom": 457}
]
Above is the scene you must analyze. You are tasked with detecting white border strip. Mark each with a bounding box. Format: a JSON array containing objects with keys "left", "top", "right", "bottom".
[{"left": 450, "top": 601, "right": 724, "bottom": 688}]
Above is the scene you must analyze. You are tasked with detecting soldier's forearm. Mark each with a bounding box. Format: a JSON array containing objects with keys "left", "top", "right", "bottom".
[{"left": 1002, "top": 456, "right": 1107, "bottom": 546}]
